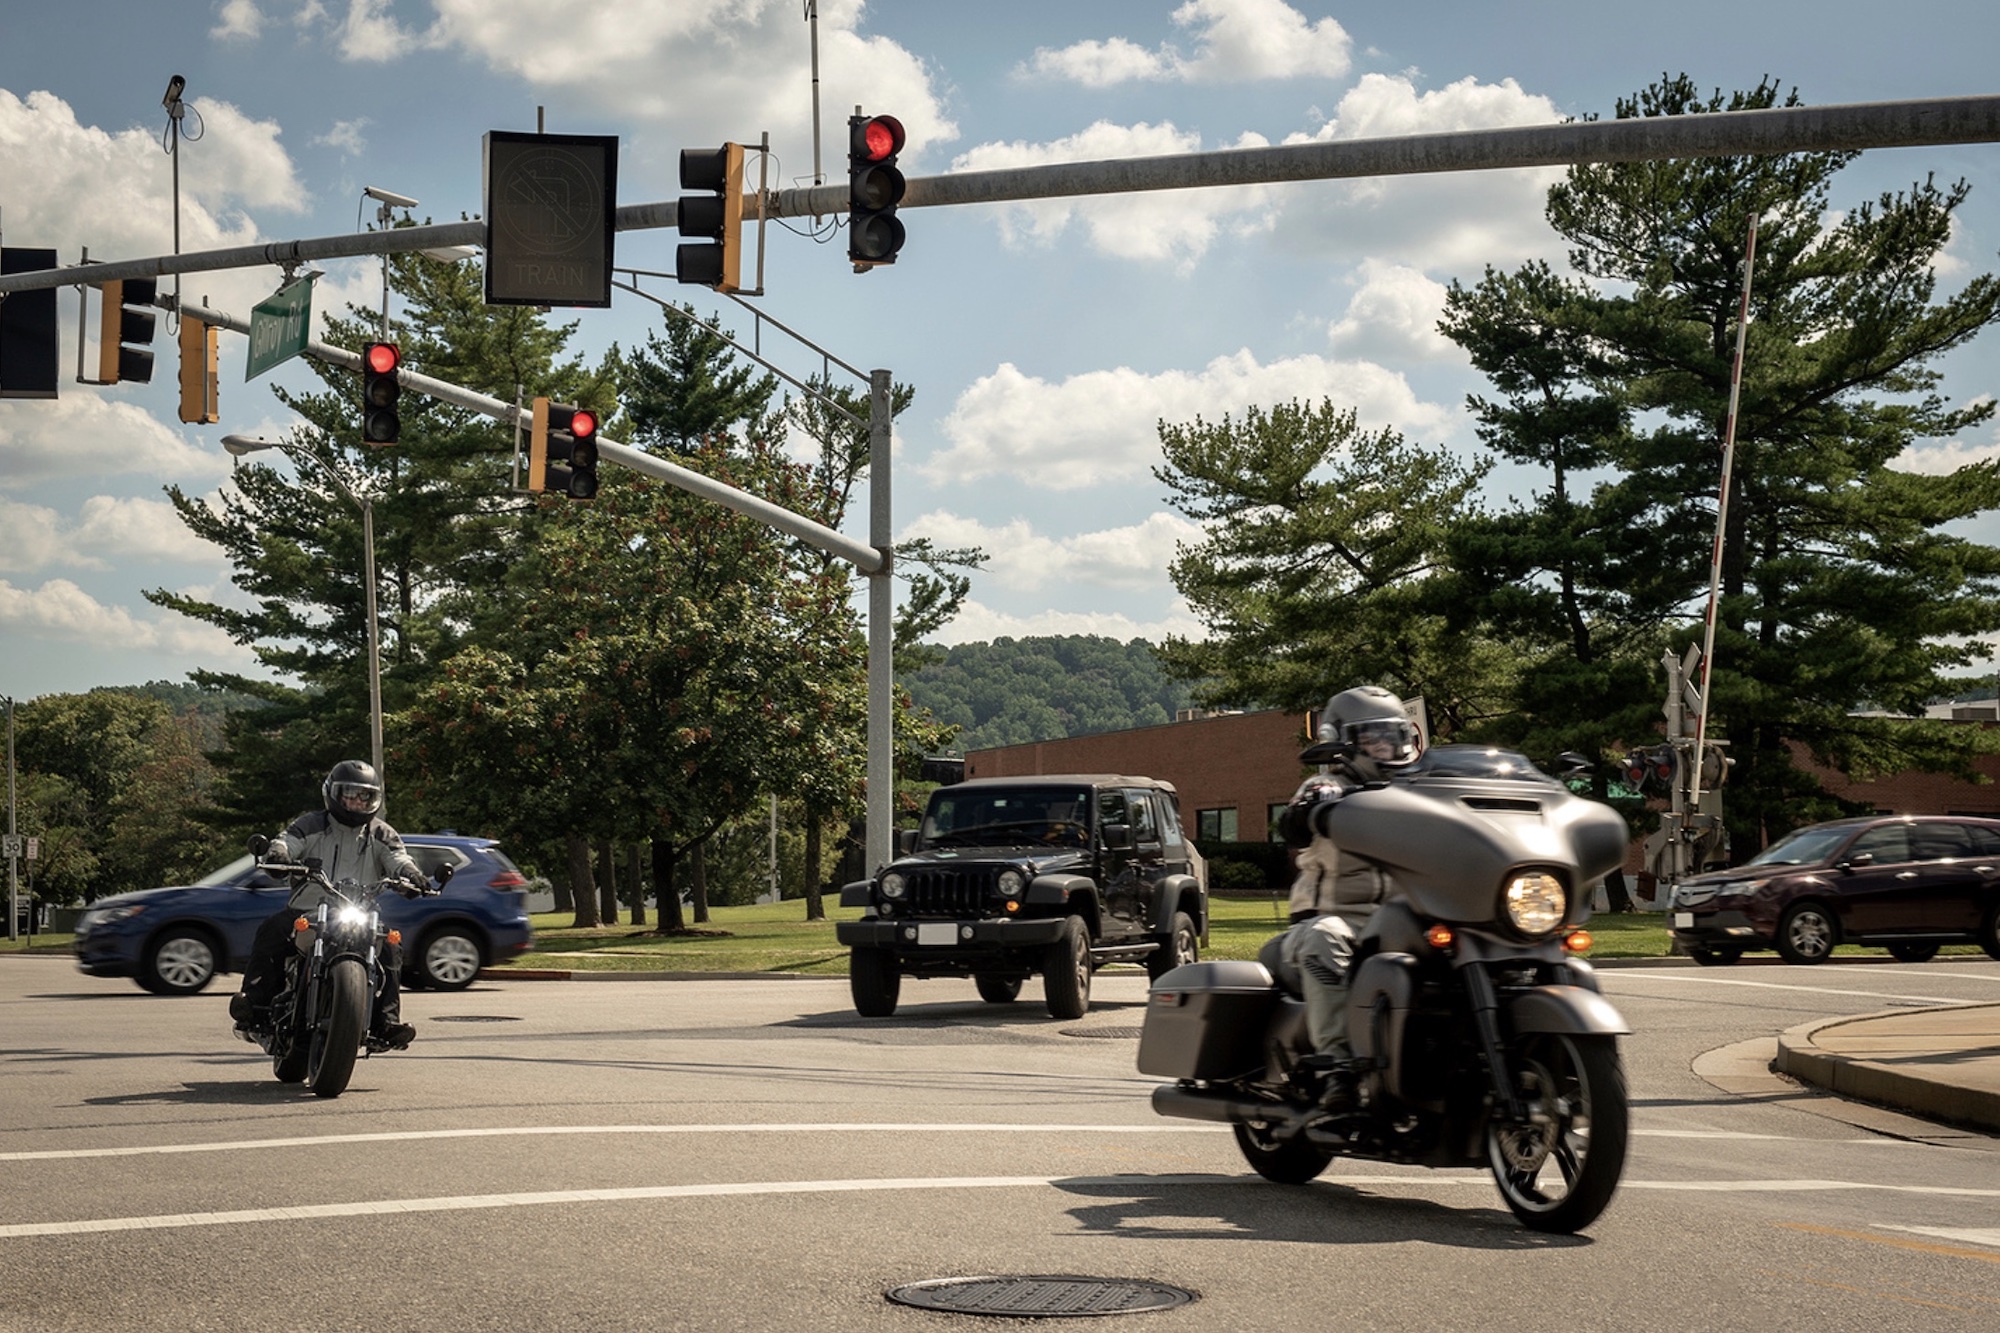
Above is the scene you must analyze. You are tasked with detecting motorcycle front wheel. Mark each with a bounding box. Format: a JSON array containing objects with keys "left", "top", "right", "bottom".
[
  {"left": 306, "top": 958, "right": 369, "bottom": 1099},
  {"left": 1485, "top": 1033, "right": 1628, "bottom": 1234}
]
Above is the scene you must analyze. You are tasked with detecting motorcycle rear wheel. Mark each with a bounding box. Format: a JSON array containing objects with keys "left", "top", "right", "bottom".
[
  {"left": 306, "top": 958, "right": 369, "bottom": 1099},
  {"left": 1233, "top": 1117, "right": 1335, "bottom": 1185},
  {"left": 1486, "top": 1033, "right": 1628, "bottom": 1234}
]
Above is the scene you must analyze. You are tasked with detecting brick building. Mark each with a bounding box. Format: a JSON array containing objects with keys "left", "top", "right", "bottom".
[{"left": 966, "top": 709, "right": 1315, "bottom": 844}]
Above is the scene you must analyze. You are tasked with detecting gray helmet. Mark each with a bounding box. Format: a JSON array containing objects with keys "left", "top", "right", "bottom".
[
  {"left": 323, "top": 759, "right": 383, "bottom": 828},
  {"left": 1301, "top": 686, "right": 1421, "bottom": 767}
]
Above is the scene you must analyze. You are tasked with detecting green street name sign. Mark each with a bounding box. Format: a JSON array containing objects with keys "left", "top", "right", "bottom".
[{"left": 246, "top": 277, "right": 314, "bottom": 381}]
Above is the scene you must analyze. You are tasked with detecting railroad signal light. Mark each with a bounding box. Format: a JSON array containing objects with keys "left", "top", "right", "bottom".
[
  {"left": 847, "top": 113, "right": 906, "bottom": 269},
  {"left": 529, "top": 397, "right": 600, "bottom": 500},
  {"left": 178, "top": 317, "right": 219, "bottom": 423},
  {"left": 96, "top": 278, "right": 159, "bottom": 385},
  {"left": 1620, "top": 751, "right": 1650, "bottom": 790},
  {"left": 676, "top": 143, "right": 745, "bottom": 293},
  {"left": 361, "top": 342, "right": 401, "bottom": 445}
]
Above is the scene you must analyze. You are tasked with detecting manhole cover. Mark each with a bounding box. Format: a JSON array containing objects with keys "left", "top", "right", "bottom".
[
  {"left": 886, "top": 1275, "right": 1196, "bottom": 1318},
  {"left": 1061, "top": 1026, "right": 1145, "bottom": 1039},
  {"left": 430, "top": 1015, "right": 523, "bottom": 1023}
]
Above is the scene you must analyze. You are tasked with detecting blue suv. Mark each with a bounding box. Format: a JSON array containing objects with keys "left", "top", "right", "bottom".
[{"left": 72, "top": 833, "right": 534, "bottom": 996}]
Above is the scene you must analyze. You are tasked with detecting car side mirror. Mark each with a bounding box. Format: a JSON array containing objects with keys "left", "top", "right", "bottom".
[
  {"left": 1102, "top": 823, "right": 1133, "bottom": 851},
  {"left": 433, "top": 863, "right": 454, "bottom": 888},
  {"left": 1839, "top": 852, "right": 1875, "bottom": 871},
  {"left": 897, "top": 829, "right": 919, "bottom": 856}
]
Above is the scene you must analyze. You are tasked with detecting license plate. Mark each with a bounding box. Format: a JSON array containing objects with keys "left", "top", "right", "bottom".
[
  {"left": 917, "top": 923, "right": 957, "bottom": 946},
  {"left": 1673, "top": 912, "right": 1694, "bottom": 928}
]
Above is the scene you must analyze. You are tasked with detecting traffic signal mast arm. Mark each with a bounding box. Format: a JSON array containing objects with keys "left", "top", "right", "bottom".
[
  {"left": 171, "top": 296, "right": 882, "bottom": 574},
  {"left": 6, "top": 95, "right": 1997, "bottom": 298}
]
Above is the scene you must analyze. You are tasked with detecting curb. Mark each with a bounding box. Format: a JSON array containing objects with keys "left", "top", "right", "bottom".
[{"left": 1775, "top": 1006, "right": 2000, "bottom": 1134}]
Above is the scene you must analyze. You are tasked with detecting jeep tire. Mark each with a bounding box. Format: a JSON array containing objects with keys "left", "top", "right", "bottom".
[
  {"left": 1146, "top": 911, "right": 1200, "bottom": 981},
  {"left": 849, "top": 946, "right": 901, "bottom": 1017},
  {"left": 1042, "top": 915, "right": 1092, "bottom": 1020}
]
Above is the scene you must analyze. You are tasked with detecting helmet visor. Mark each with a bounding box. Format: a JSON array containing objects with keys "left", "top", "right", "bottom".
[
  {"left": 1347, "top": 719, "right": 1419, "bottom": 765},
  {"left": 329, "top": 782, "right": 382, "bottom": 816}
]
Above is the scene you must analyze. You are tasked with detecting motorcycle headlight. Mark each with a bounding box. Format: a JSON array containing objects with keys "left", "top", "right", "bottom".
[
  {"left": 336, "top": 905, "right": 369, "bottom": 927},
  {"left": 879, "top": 872, "right": 906, "bottom": 900},
  {"left": 997, "top": 869, "right": 1025, "bottom": 897},
  {"left": 1503, "top": 873, "right": 1567, "bottom": 937}
]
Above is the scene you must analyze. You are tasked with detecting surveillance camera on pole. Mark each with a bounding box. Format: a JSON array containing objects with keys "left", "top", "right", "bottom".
[{"left": 363, "top": 186, "right": 420, "bottom": 210}]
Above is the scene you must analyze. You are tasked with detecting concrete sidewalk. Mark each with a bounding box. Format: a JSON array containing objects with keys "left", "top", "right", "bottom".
[{"left": 1775, "top": 1002, "right": 2000, "bottom": 1134}]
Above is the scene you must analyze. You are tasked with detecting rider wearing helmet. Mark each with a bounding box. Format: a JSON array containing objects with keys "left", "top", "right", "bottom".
[
  {"left": 228, "top": 761, "right": 429, "bottom": 1049},
  {"left": 1269, "top": 686, "right": 1423, "bottom": 1106}
]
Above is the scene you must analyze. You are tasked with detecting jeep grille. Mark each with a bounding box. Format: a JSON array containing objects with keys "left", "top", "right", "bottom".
[{"left": 904, "top": 866, "right": 1003, "bottom": 915}]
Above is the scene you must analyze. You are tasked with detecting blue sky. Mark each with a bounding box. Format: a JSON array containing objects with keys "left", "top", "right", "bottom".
[{"left": 3, "top": 0, "right": 1999, "bottom": 703}]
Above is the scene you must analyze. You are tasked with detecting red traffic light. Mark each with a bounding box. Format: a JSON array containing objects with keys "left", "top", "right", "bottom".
[
  {"left": 569, "top": 409, "right": 597, "bottom": 440},
  {"left": 857, "top": 115, "right": 904, "bottom": 163},
  {"left": 366, "top": 342, "right": 400, "bottom": 375}
]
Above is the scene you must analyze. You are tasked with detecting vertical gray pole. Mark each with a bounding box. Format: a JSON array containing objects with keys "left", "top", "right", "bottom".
[
  {"left": 363, "top": 498, "right": 385, "bottom": 789},
  {"left": 866, "top": 369, "right": 893, "bottom": 874},
  {"left": 6, "top": 696, "right": 16, "bottom": 943}
]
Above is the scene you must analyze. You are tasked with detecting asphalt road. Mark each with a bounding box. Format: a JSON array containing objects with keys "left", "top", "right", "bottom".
[{"left": 2, "top": 955, "right": 1998, "bottom": 1331}]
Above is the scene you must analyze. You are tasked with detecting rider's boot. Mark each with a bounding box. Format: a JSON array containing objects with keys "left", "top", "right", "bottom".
[{"left": 370, "top": 1002, "right": 416, "bottom": 1051}]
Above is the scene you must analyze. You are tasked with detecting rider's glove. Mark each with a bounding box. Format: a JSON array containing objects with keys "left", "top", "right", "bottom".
[{"left": 397, "top": 869, "right": 430, "bottom": 898}]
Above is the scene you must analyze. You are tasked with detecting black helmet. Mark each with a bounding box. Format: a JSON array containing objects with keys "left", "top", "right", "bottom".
[
  {"left": 1301, "top": 686, "right": 1421, "bottom": 767},
  {"left": 323, "top": 759, "right": 383, "bottom": 828}
]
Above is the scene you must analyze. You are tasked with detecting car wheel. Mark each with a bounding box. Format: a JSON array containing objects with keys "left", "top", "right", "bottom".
[
  {"left": 1146, "top": 911, "right": 1200, "bottom": 981},
  {"left": 416, "top": 927, "right": 483, "bottom": 991},
  {"left": 139, "top": 927, "right": 220, "bottom": 996},
  {"left": 1775, "top": 903, "right": 1838, "bottom": 965},
  {"left": 1687, "top": 944, "right": 1744, "bottom": 967},
  {"left": 974, "top": 973, "right": 1022, "bottom": 1004},
  {"left": 850, "top": 947, "right": 900, "bottom": 1017},
  {"left": 1042, "top": 916, "right": 1093, "bottom": 1020},
  {"left": 1980, "top": 905, "right": 2000, "bottom": 962},
  {"left": 1887, "top": 942, "right": 1940, "bottom": 964}
]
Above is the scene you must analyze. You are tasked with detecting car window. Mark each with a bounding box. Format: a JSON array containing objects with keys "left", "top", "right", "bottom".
[
  {"left": 1098, "top": 788, "right": 1130, "bottom": 830},
  {"left": 1156, "top": 794, "right": 1186, "bottom": 853},
  {"left": 1966, "top": 824, "right": 2000, "bottom": 857},
  {"left": 1744, "top": 824, "right": 1855, "bottom": 867},
  {"left": 406, "top": 842, "right": 469, "bottom": 878},
  {"left": 193, "top": 853, "right": 280, "bottom": 889},
  {"left": 1911, "top": 824, "right": 1974, "bottom": 861},
  {"left": 1125, "top": 789, "right": 1160, "bottom": 847},
  {"left": 1848, "top": 824, "right": 1913, "bottom": 864}
]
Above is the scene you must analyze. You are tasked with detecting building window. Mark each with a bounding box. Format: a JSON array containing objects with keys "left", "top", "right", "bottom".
[
  {"left": 1267, "top": 804, "right": 1288, "bottom": 841},
  {"left": 1197, "top": 808, "right": 1238, "bottom": 841}
]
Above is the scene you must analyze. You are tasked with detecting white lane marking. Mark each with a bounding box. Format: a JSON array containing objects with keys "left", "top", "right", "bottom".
[
  {"left": 0, "top": 1120, "right": 1900, "bottom": 1163},
  {"left": 1603, "top": 973, "right": 1983, "bottom": 1006},
  {"left": 7, "top": 1173, "right": 2000, "bottom": 1240},
  {"left": 1884, "top": 1226, "right": 2000, "bottom": 1250}
]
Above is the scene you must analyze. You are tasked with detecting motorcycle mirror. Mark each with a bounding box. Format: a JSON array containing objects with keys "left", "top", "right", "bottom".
[
  {"left": 1555, "top": 751, "right": 1595, "bottom": 777},
  {"left": 433, "top": 863, "right": 454, "bottom": 887},
  {"left": 247, "top": 834, "right": 270, "bottom": 857}
]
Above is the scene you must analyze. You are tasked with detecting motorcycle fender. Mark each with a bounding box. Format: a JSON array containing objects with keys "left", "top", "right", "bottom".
[
  {"left": 1507, "top": 984, "right": 1630, "bottom": 1037},
  {"left": 1348, "top": 951, "right": 1418, "bottom": 1100}
]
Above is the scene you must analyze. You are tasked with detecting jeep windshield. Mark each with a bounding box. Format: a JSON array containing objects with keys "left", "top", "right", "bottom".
[{"left": 920, "top": 786, "right": 1094, "bottom": 849}]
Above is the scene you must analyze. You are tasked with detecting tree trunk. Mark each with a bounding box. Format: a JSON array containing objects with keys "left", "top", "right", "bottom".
[
  {"left": 550, "top": 863, "right": 574, "bottom": 914},
  {"left": 596, "top": 839, "right": 619, "bottom": 925},
  {"left": 652, "top": 836, "right": 685, "bottom": 933},
  {"left": 690, "top": 838, "right": 710, "bottom": 924},
  {"left": 567, "top": 833, "right": 599, "bottom": 928},
  {"left": 627, "top": 840, "right": 647, "bottom": 927},
  {"left": 803, "top": 804, "right": 826, "bottom": 922}
]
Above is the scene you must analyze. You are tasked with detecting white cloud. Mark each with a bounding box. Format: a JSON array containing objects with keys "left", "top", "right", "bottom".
[
  {"left": 0, "top": 576, "right": 249, "bottom": 659},
  {"left": 0, "top": 395, "right": 221, "bottom": 486},
  {"left": 1898, "top": 410, "right": 2000, "bottom": 474},
  {"left": 314, "top": 118, "right": 369, "bottom": 156},
  {"left": 1326, "top": 259, "right": 1453, "bottom": 360},
  {"left": 931, "top": 597, "right": 1207, "bottom": 648},
  {"left": 950, "top": 120, "right": 1272, "bottom": 268},
  {"left": 0, "top": 497, "right": 63, "bottom": 574},
  {"left": 338, "top": 0, "right": 417, "bottom": 62},
  {"left": 927, "top": 349, "right": 1452, "bottom": 489},
  {"left": 1024, "top": 0, "right": 1352, "bottom": 87},
  {"left": 213, "top": 0, "right": 264, "bottom": 41},
  {"left": 905, "top": 509, "right": 1204, "bottom": 594},
  {"left": 71, "top": 495, "right": 226, "bottom": 567}
]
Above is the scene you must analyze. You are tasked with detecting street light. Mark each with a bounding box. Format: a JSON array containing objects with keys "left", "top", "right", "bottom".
[{"left": 222, "top": 435, "right": 384, "bottom": 792}]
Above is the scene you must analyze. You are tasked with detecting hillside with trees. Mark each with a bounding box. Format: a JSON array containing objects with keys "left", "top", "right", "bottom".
[{"left": 903, "top": 635, "right": 1192, "bottom": 751}]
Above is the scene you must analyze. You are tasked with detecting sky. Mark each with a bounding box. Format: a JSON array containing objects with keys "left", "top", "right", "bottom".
[{"left": 3, "top": 0, "right": 1999, "bottom": 704}]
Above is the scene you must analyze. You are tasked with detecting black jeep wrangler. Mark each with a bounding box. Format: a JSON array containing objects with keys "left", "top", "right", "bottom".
[{"left": 835, "top": 774, "right": 1208, "bottom": 1019}]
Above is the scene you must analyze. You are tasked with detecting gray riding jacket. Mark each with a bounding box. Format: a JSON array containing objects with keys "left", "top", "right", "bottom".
[{"left": 273, "top": 809, "right": 423, "bottom": 911}]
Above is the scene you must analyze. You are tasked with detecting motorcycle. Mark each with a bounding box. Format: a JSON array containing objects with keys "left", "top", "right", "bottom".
[
  {"left": 1139, "top": 745, "right": 1633, "bottom": 1233},
  {"left": 236, "top": 835, "right": 447, "bottom": 1098}
]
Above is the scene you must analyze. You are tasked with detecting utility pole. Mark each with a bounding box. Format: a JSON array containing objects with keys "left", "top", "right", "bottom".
[{"left": 6, "top": 695, "right": 17, "bottom": 944}]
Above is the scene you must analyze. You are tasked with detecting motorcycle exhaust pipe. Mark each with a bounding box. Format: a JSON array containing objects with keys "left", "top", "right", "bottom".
[{"left": 1152, "top": 1084, "right": 1308, "bottom": 1136}]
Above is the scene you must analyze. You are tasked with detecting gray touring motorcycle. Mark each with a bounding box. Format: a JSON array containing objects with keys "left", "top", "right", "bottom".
[
  {"left": 1139, "top": 746, "right": 1633, "bottom": 1233},
  {"left": 236, "top": 836, "right": 446, "bottom": 1099}
]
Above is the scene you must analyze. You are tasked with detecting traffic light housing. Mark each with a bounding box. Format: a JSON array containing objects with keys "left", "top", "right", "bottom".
[
  {"left": 361, "top": 342, "right": 401, "bottom": 445},
  {"left": 178, "top": 317, "right": 218, "bottom": 423},
  {"left": 676, "top": 143, "right": 744, "bottom": 293},
  {"left": 529, "top": 397, "right": 599, "bottom": 500},
  {"left": 0, "top": 246, "right": 59, "bottom": 399},
  {"left": 848, "top": 113, "right": 906, "bottom": 269},
  {"left": 96, "top": 278, "right": 158, "bottom": 385}
]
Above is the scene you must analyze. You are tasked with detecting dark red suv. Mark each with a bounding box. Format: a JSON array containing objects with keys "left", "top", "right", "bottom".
[{"left": 1668, "top": 815, "right": 2000, "bottom": 965}]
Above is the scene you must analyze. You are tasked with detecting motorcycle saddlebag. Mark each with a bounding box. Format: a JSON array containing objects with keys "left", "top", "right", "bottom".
[{"left": 1137, "top": 960, "right": 1274, "bottom": 1080}]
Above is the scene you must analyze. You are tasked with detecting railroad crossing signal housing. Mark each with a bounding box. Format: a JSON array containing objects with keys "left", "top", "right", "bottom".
[
  {"left": 529, "top": 397, "right": 600, "bottom": 500},
  {"left": 361, "top": 342, "right": 401, "bottom": 445},
  {"left": 848, "top": 113, "right": 906, "bottom": 269},
  {"left": 96, "top": 278, "right": 159, "bottom": 385},
  {"left": 677, "top": 143, "right": 745, "bottom": 293}
]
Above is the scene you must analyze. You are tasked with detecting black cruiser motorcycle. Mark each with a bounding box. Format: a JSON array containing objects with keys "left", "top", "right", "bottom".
[
  {"left": 237, "top": 836, "right": 445, "bottom": 1099},
  {"left": 1139, "top": 745, "right": 1632, "bottom": 1233}
]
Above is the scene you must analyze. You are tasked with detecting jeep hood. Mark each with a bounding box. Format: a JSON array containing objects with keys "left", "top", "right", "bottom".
[{"left": 893, "top": 847, "right": 1094, "bottom": 875}]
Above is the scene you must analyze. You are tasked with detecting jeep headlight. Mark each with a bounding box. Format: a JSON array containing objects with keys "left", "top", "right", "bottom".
[
  {"left": 997, "top": 869, "right": 1025, "bottom": 897},
  {"left": 1502, "top": 873, "right": 1567, "bottom": 937},
  {"left": 880, "top": 872, "right": 906, "bottom": 900}
]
